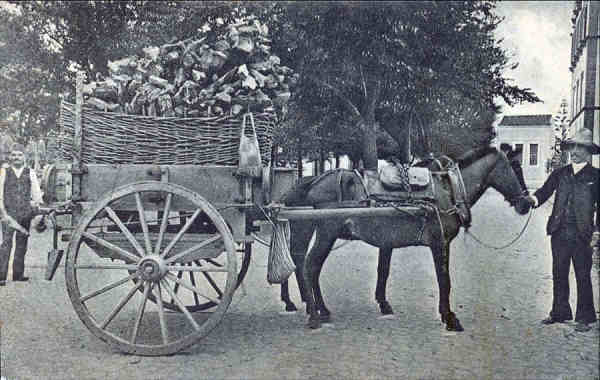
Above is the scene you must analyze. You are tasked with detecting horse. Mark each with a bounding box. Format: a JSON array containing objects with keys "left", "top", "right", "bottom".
[{"left": 279, "top": 146, "right": 531, "bottom": 331}]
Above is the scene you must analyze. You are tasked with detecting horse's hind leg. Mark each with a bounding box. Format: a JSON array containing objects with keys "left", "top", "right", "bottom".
[
  {"left": 280, "top": 279, "right": 297, "bottom": 312},
  {"left": 303, "top": 226, "right": 336, "bottom": 329},
  {"left": 431, "top": 242, "right": 463, "bottom": 331},
  {"left": 376, "top": 247, "right": 394, "bottom": 315}
]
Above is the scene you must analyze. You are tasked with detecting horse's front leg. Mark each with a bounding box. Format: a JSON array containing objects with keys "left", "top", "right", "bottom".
[
  {"left": 376, "top": 247, "right": 394, "bottom": 315},
  {"left": 431, "top": 242, "right": 463, "bottom": 331},
  {"left": 280, "top": 279, "right": 297, "bottom": 312},
  {"left": 280, "top": 253, "right": 307, "bottom": 312},
  {"left": 303, "top": 227, "right": 336, "bottom": 329}
]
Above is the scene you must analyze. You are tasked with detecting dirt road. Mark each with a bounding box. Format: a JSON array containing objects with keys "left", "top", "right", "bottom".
[{"left": 1, "top": 191, "right": 598, "bottom": 379}]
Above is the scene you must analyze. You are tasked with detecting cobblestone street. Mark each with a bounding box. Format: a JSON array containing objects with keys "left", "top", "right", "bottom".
[{"left": 0, "top": 190, "right": 598, "bottom": 379}]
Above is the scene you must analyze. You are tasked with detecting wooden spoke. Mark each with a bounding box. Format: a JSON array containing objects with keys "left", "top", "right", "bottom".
[
  {"left": 171, "top": 270, "right": 185, "bottom": 304},
  {"left": 100, "top": 281, "right": 143, "bottom": 329},
  {"left": 82, "top": 232, "right": 140, "bottom": 263},
  {"left": 131, "top": 282, "right": 153, "bottom": 344},
  {"left": 166, "top": 265, "right": 228, "bottom": 272},
  {"left": 160, "top": 209, "right": 201, "bottom": 258},
  {"left": 104, "top": 206, "right": 146, "bottom": 257},
  {"left": 187, "top": 263, "right": 201, "bottom": 307},
  {"left": 156, "top": 282, "right": 169, "bottom": 344},
  {"left": 166, "top": 273, "right": 221, "bottom": 304},
  {"left": 201, "top": 271, "right": 224, "bottom": 299},
  {"left": 154, "top": 193, "right": 173, "bottom": 256},
  {"left": 164, "top": 234, "right": 222, "bottom": 264},
  {"left": 135, "top": 192, "right": 153, "bottom": 255},
  {"left": 75, "top": 264, "right": 139, "bottom": 270},
  {"left": 203, "top": 258, "right": 223, "bottom": 267},
  {"left": 80, "top": 273, "right": 139, "bottom": 302},
  {"left": 161, "top": 279, "right": 201, "bottom": 331},
  {"left": 195, "top": 258, "right": 224, "bottom": 298}
]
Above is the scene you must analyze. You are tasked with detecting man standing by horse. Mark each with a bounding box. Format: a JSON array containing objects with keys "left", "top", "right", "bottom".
[
  {"left": 0, "top": 143, "right": 44, "bottom": 286},
  {"left": 526, "top": 129, "right": 600, "bottom": 332}
]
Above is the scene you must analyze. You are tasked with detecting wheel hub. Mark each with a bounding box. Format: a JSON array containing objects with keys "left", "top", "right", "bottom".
[{"left": 137, "top": 255, "right": 167, "bottom": 282}]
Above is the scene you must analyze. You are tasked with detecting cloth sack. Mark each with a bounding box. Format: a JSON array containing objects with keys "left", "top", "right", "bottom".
[
  {"left": 267, "top": 219, "right": 296, "bottom": 284},
  {"left": 237, "top": 112, "right": 263, "bottom": 178}
]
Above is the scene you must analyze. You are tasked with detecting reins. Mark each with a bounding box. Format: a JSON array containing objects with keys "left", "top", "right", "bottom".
[{"left": 463, "top": 207, "right": 534, "bottom": 250}]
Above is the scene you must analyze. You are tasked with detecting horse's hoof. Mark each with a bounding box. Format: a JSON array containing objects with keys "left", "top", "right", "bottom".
[
  {"left": 307, "top": 318, "right": 321, "bottom": 329},
  {"left": 445, "top": 317, "right": 464, "bottom": 332},
  {"left": 379, "top": 301, "right": 394, "bottom": 315},
  {"left": 285, "top": 303, "right": 298, "bottom": 312}
]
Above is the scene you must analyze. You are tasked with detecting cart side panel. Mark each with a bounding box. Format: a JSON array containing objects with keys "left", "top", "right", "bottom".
[{"left": 81, "top": 165, "right": 243, "bottom": 206}]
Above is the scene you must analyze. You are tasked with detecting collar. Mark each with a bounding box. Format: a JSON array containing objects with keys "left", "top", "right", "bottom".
[
  {"left": 10, "top": 166, "right": 26, "bottom": 178},
  {"left": 571, "top": 162, "right": 588, "bottom": 175}
]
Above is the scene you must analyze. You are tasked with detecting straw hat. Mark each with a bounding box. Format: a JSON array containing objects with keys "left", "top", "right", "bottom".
[{"left": 562, "top": 129, "right": 600, "bottom": 154}]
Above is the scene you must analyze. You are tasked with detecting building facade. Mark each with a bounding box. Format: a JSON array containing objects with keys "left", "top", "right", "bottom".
[
  {"left": 496, "top": 115, "right": 554, "bottom": 188},
  {"left": 569, "top": 0, "right": 599, "bottom": 165}
]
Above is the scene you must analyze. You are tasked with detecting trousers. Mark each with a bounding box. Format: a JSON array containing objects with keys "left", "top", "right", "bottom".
[
  {"left": 0, "top": 217, "right": 32, "bottom": 281},
  {"left": 549, "top": 228, "right": 597, "bottom": 323}
]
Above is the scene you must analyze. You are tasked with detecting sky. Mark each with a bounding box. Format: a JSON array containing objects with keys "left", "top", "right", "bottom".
[{"left": 494, "top": 0, "right": 574, "bottom": 120}]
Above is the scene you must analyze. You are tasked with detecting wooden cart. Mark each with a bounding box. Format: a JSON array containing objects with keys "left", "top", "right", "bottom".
[{"left": 42, "top": 73, "right": 296, "bottom": 356}]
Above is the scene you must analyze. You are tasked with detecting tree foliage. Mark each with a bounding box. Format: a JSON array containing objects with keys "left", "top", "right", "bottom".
[
  {"left": 0, "top": 1, "right": 541, "bottom": 168},
  {"left": 268, "top": 1, "right": 541, "bottom": 167}
]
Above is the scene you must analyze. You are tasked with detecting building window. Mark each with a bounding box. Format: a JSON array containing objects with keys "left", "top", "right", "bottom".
[
  {"left": 515, "top": 144, "right": 524, "bottom": 165},
  {"left": 529, "top": 144, "right": 539, "bottom": 166}
]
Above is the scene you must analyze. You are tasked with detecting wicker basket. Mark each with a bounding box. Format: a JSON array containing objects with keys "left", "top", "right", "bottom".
[{"left": 58, "top": 101, "right": 276, "bottom": 166}]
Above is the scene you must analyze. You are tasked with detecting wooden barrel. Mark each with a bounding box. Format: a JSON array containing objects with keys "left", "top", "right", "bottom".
[{"left": 41, "top": 163, "right": 72, "bottom": 203}]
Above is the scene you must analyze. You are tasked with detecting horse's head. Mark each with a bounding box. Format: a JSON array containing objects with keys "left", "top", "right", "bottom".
[{"left": 487, "top": 149, "right": 531, "bottom": 215}]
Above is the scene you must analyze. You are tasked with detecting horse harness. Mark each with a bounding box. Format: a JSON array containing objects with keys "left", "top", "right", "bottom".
[{"left": 306, "top": 158, "right": 472, "bottom": 243}]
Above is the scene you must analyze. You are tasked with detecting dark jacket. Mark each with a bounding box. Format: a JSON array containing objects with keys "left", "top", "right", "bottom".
[{"left": 534, "top": 163, "right": 600, "bottom": 240}]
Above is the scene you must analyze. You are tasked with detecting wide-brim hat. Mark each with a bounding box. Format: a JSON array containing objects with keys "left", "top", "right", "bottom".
[{"left": 561, "top": 128, "right": 600, "bottom": 154}]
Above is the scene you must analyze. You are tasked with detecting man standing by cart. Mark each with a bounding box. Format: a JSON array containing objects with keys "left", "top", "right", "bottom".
[
  {"left": 526, "top": 129, "right": 600, "bottom": 332},
  {"left": 0, "top": 143, "right": 43, "bottom": 286}
]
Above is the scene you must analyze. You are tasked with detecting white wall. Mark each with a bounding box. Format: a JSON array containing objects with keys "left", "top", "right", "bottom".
[{"left": 496, "top": 125, "right": 554, "bottom": 189}]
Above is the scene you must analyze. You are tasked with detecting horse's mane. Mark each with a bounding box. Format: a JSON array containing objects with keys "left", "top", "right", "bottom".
[{"left": 457, "top": 146, "right": 498, "bottom": 169}]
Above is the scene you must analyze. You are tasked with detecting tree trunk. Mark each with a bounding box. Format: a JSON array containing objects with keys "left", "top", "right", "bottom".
[
  {"left": 359, "top": 118, "right": 379, "bottom": 170},
  {"left": 297, "top": 149, "right": 303, "bottom": 178}
]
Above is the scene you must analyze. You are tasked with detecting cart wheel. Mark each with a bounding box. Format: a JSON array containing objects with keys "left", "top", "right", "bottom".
[
  {"left": 143, "top": 241, "right": 251, "bottom": 312},
  {"left": 65, "top": 181, "right": 237, "bottom": 356}
]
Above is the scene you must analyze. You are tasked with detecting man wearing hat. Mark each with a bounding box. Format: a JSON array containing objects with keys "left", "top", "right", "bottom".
[
  {"left": 0, "top": 142, "right": 43, "bottom": 286},
  {"left": 525, "top": 128, "right": 600, "bottom": 332}
]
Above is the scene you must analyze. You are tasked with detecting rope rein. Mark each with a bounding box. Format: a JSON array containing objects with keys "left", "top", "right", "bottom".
[{"left": 463, "top": 208, "right": 534, "bottom": 250}]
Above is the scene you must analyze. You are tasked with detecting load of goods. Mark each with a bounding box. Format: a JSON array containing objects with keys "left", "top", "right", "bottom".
[{"left": 58, "top": 17, "right": 297, "bottom": 166}]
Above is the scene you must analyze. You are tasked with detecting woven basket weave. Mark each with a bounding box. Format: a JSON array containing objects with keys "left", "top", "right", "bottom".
[{"left": 58, "top": 101, "right": 276, "bottom": 165}]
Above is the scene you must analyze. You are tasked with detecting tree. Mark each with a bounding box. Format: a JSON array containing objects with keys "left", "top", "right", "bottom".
[
  {"left": 0, "top": 1, "right": 239, "bottom": 140},
  {"left": 551, "top": 98, "right": 570, "bottom": 168},
  {"left": 268, "top": 1, "right": 540, "bottom": 168}
]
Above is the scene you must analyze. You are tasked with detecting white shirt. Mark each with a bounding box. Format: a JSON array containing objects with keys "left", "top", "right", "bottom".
[
  {"left": 572, "top": 161, "right": 587, "bottom": 175},
  {"left": 0, "top": 165, "right": 44, "bottom": 212}
]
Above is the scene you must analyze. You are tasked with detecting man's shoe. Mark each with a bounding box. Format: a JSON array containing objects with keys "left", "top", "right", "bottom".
[
  {"left": 541, "top": 316, "right": 567, "bottom": 325},
  {"left": 574, "top": 322, "right": 593, "bottom": 332},
  {"left": 13, "top": 276, "right": 29, "bottom": 282},
  {"left": 0, "top": 280, "right": 5, "bottom": 286}
]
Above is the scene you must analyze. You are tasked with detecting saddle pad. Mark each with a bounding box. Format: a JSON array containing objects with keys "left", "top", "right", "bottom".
[
  {"left": 408, "top": 167, "right": 430, "bottom": 187},
  {"left": 379, "top": 163, "right": 410, "bottom": 191},
  {"left": 364, "top": 169, "right": 435, "bottom": 202}
]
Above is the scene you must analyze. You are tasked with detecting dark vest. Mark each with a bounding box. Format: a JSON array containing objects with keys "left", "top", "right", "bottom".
[{"left": 4, "top": 167, "right": 33, "bottom": 220}]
